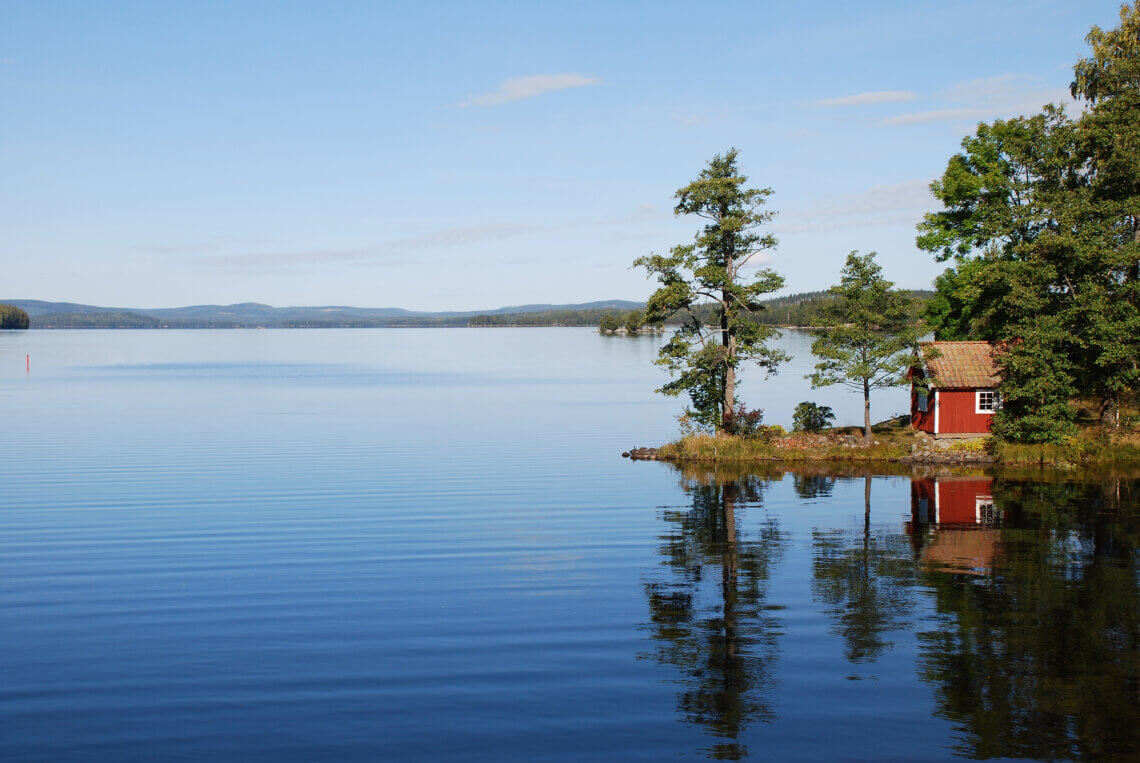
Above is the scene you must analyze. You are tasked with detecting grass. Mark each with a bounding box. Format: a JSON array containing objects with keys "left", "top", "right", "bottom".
[
  {"left": 991, "top": 432, "right": 1140, "bottom": 468},
  {"left": 656, "top": 412, "right": 1140, "bottom": 469},
  {"left": 657, "top": 425, "right": 915, "bottom": 464},
  {"left": 990, "top": 401, "right": 1140, "bottom": 467}
]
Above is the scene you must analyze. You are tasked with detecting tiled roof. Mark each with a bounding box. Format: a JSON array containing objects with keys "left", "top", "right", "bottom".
[{"left": 920, "top": 341, "right": 999, "bottom": 389}]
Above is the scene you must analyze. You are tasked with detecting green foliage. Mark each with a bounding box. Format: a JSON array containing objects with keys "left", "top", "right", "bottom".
[
  {"left": 808, "top": 251, "right": 922, "bottom": 442},
  {"left": 623, "top": 309, "right": 645, "bottom": 333},
  {"left": 989, "top": 329, "right": 1080, "bottom": 444},
  {"left": 917, "top": 4, "right": 1140, "bottom": 440},
  {"left": 598, "top": 312, "right": 621, "bottom": 333},
  {"left": 634, "top": 149, "right": 789, "bottom": 430},
  {"left": 0, "top": 304, "right": 30, "bottom": 330},
  {"left": 922, "top": 259, "right": 1001, "bottom": 341},
  {"left": 792, "top": 401, "right": 836, "bottom": 432}
]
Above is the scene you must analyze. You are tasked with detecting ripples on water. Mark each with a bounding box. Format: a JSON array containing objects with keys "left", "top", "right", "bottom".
[{"left": 1, "top": 329, "right": 1137, "bottom": 760}]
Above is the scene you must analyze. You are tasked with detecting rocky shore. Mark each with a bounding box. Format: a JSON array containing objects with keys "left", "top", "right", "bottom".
[{"left": 623, "top": 432, "right": 996, "bottom": 465}]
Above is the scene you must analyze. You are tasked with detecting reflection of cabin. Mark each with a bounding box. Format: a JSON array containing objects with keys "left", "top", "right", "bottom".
[
  {"left": 910, "top": 476, "right": 997, "bottom": 525},
  {"left": 908, "top": 476, "right": 1001, "bottom": 574},
  {"left": 909, "top": 341, "right": 1000, "bottom": 437}
]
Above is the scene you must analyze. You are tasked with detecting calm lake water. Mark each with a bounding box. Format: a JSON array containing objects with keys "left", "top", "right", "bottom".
[{"left": 1, "top": 329, "right": 1137, "bottom": 761}]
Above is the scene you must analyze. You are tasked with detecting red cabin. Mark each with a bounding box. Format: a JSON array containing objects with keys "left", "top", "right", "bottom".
[{"left": 909, "top": 341, "right": 999, "bottom": 437}]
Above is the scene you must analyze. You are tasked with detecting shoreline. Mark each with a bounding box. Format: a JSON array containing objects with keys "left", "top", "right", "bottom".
[
  {"left": 623, "top": 428, "right": 1140, "bottom": 470},
  {"left": 622, "top": 446, "right": 995, "bottom": 466}
]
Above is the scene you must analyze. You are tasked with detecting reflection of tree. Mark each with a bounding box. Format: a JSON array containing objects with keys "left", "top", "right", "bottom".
[
  {"left": 643, "top": 469, "right": 784, "bottom": 760},
  {"left": 811, "top": 476, "right": 917, "bottom": 664},
  {"left": 917, "top": 478, "right": 1140, "bottom": 759},
  {"left": 793, "top": 474, "right": 836, "bottom": 500}
]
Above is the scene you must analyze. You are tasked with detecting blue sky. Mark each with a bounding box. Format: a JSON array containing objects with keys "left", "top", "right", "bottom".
[{"left": 0, "top": 1, "right": 1126, "bottom": 309}]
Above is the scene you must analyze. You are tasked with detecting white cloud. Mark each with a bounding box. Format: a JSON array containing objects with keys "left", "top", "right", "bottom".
[
  {"left": 882, "top": 73, "right": 1076, "bottom": 126},
  {"left": 461, "top": 73, "right": 600, "bottom": 107},
  {"left": 882, "top": 108, "right": 994, "bottom": 126},
  {"left": 179, "top": 224, "right": 547, "bottom": 270},
  {"left": 776, "top": 179, "right": 935, "bottom": 234},
  {"left": 814, "top": 90, "right": 916, "bottom": 107}
]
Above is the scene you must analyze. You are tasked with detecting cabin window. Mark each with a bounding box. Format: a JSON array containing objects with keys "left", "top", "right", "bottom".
[
  {"left": 916, "top": 389, "right": 928, "bottom": 413},
  {"left": 976, "top": 498, "right": 999, "bottom": 524},
  {"left": 976, "top": 389, "right": 999, "bottom": 413}
]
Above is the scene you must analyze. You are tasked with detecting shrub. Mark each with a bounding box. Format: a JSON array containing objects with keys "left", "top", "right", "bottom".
[
  {"left": 758, "top": 424, "right": 786, "bottom": 441},
  {"left": 722, "top": 404, "right": 766, "bottom": 438},
  {"left": 792, "top": 401, "right": 835, "bottom": 432},
  {"left": 948, "top": 437, "right": 990, "bottom": 453},
  {"left": 623, "top": 310, "right": 645, "bottom": 333},
  {"left": 991, "top": 402, "right": 1078, "bottom": 444},
  {"left": 598, "top": 313, "right": 621, "bottom": 333}
]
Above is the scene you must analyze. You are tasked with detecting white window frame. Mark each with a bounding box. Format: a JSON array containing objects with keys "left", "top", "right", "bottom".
[
  {"left": 975, "top": 389, "right": 999, "bottom": 414},
  {"left": 975, "top": 497, "right": 998, "bottom": 524}
]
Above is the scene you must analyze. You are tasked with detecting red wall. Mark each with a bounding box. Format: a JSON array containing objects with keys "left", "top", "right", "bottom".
[
  {"left": 938, "top": 389, "right": 993, "bottom": 434},
  {"left": 910, "top": 386, "right": 993, "bottom": 435},
  {"left": 911, "top": 384, "right": 935, "bottom": 433}
]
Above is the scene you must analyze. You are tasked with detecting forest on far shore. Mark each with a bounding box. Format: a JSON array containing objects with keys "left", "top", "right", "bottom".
[{"left": 19, "top": 290, "right": 931, "bottom": 330}]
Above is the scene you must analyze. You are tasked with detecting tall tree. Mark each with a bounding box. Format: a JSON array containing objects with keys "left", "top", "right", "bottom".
[
  {"left": 634, "top": 149, "right": 788, "bottom": 431},
  {"left": 808, "top": 251, "right": 921, "bottom": 444},
  {"left": 1069, "top": 1, "right": 1140, "bottom": 425},
  {"left": 916, "top": 110, "right": 1086, "bottom": 442},
  {"left": 915, "top": 4, "right": 1140, "bottom": 438}
]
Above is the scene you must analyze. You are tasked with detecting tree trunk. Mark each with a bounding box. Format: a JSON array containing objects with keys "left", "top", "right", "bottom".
[
  {"left": 725, "top": 335, "right": 736, "bottom": 416},
  {"left": 721, "top": 289, "right": 735, "bottom": 428},
  {"left": 1133, "top": 216, "right": 1139, "bottom": 282},
  {"left": 863, "top": 378, "right": 872, "bottom": 445}
]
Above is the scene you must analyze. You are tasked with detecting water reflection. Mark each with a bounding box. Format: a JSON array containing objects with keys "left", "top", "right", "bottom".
[
  {"left": 812, "top": 475, "right": 917, "bottom": 665},
  {"left": 907, "top": 476, "right": 1003, "bottom": 574},
  {"left": 646, "top": 465, "right": 1140, "bottom": 760},
  {"left": 914, "top": 476, "right": 1140, "bottom": 759},
  {"left": 792, "top": 473, "right": 836, "bottom": 500},
  {"left": 642, "top": 464, "right": 785, "bottom": 760}
]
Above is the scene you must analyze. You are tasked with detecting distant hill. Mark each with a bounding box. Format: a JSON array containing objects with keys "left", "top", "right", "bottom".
[
  {"left": 2, "top": 299, "right": 645, "bottom": 329},
  {"left": 3, "top": 294, "right": 930, "bottom": 329}
]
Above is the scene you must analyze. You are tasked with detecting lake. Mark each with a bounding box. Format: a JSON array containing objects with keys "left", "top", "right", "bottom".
[{"left": 1, "top": 328, "right": 1137, "bottom": 761}]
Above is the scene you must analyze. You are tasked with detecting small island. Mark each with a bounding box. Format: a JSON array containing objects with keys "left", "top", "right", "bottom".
[{"left": 0, "top": 304, "right": 30, "bottom": 330}]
